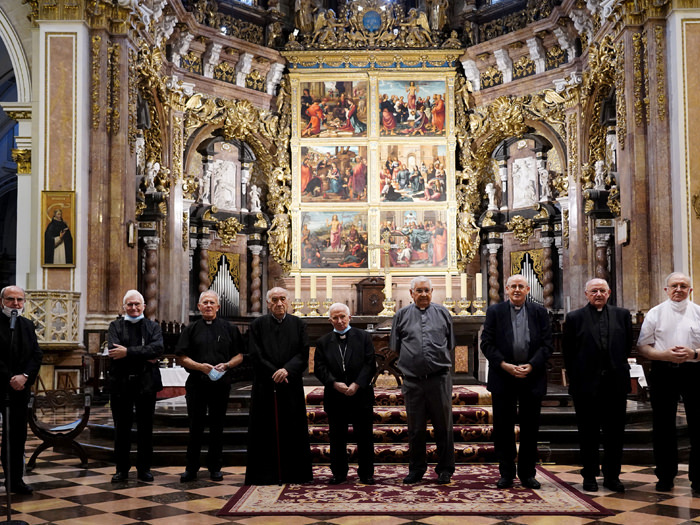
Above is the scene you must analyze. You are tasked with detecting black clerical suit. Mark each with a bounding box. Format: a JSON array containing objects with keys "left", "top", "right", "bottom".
[
  {"left": 107, "top": 317, "right": 164, "bottom": 476},
  {"left": 0, "top": 314, "right": 42, "bottom": 488},
  {"left": 245, "top": 314, "right": 313, "bottom": 485},
  {"left": 480, "top": 300, "right": 553, "bottom": 481},
  {"left": 176, "top": 317, "right": 244, "bottom": 474},
  {"left": 314, "top": 327, "right": 376, "bottom": 481},
  {"left": 563, "top": 304, "right": 632, "bottom": 481}
]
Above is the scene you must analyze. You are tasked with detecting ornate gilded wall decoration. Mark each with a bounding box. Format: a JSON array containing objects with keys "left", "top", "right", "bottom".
[
  {"left": 182, "top": 175, "right": 198, "bottom": 200},
  {"left": 182, "top": 211, "right": 189, "bottom": 251},
  {"left": 481, "top": 66, "right": 504, "bottom": 89},
  {"left": 91, "top": 35, "right": 101, "bottom": 130},
  {"left": 182, "top": 51, "right": 203, "bottom": 75},
  {"left": 128, "top": 48, "right": 138, "bottom": 153},
  {"left": 214, "top": 217, "right": 244, "bottom": 246},
  {"left": 506, "top": 215, "right": 536, "bottom": 244},
  {"left": 511, "top": 248, "right": 544, "bottom": 282},
  {"left": 11, "top": 148, "right": 31, "bottom": 174},
  {"left": 482, "top": 211, "right": 497, "bottom": 227},
  {"left": 513, "top": 55, "right": 536, "bottom": 80},
  {"left": 172, "top": 116, "right": 183, "bottom": 183},
  {"left": 214, "top": 62, "right": 236, "bottom": 84},
  {"left": 107, "top": 43, "right": 121, "bottom": 135},
  {"left": 607, "top": 186, "right": 621, "bottom": 216},
  {"left": 654, "top": 25, "right": 666, "bottom": 121},
  {"left": 457, "top": 212, "right": 481, "bottom": 269},
  {"left": 546, "top": 45, "right": 567, "bottom": 70},
  {"left": 642, "top": 31, "right": 650, "bottom": 123},
  {"left": 476, "top": 0, "right": 559, "bottom": 43},
  {"left": 562, "top": 208, "right": 570, "bottom": 248},
  {"left": 245, "top": 70, "right": 265, "bottom": 92},
  {"left": 632, "top": 32, "right": 645, "bottom": 127},
  {"left": 183, "top": 0, "right": 264, "bottom": 46},
  {"left": 614, "top": 41, "right": 626, "bottom": 150}
]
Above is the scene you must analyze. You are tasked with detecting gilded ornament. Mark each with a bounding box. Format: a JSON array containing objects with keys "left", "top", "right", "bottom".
[
  {"left": 615, "top": 41, "right": 626, "bottom": 150},
  {"left": 182, "top": 211, "right": 189, "bottom": 251},
  {"left": 506, "top": 215, "right": 535, "bottom": 245},
  {"left": 654, "top": 25, "right": 666, "bottom": 121},
  {"left": 633, "top": 32, "right": 644, "bottom": 127},
  {"left": 181, "top": 175, "right": 198, "bottom": 200},
  {"left": 91, "top": 35, "right": 101, "bottom": 130},
  {"left": 513, "top": 55, "right": 536, "bottom": 80},
  {"left": 607, "top": 186, "right": 621, "bottom": 216},
  {"left": 135, "top": 201, "right": 146, "bottom": 218},
  {"left": 510, "top": 249, "right": 545, "bottom": 282},
  {"left": 254, "top": 213, "right": 268, "bottom": 229},
  {"left": 482, "top": 211, "right": 497, "bottom": 227},
  {"left": 533, "top": 203, "right": 550, "bottom": 219},
  {"left": 11, "top": 149, "right": 31, "bottom": 174},
  {"left": 107, "top": 43, "right": 121, "bottom": 135},
  {"left": 457, "top": 212, "right": 481, "bottom": 270},
  {"left": 214, "top": 217, "right": 244, "bottom": 246}
]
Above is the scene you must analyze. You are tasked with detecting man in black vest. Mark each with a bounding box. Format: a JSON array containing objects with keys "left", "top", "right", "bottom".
[
  {"left": 563, "top": 278, "right": 632, "bottom": 493},
  {"left": 314, "top": 303, "right": 376, "bottom": 484}
]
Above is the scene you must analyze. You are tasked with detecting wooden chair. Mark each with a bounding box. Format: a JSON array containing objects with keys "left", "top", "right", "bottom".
[{"left": 26, "top": 389, "right": 91, "bottom": 470}]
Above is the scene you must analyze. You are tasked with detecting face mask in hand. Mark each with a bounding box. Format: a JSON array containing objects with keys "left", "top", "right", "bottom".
[{"left": 208, "top": 368, "right": 225, "bottom": 381}]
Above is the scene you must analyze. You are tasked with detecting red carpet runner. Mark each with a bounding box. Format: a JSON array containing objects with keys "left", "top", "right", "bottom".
[{"left": 219, "top": 464, "right": 612, "bottom": 517}]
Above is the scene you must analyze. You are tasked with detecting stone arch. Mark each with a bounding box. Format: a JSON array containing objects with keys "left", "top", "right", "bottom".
[{"left": 0, "top": 5, "right": 32, "bottom": 102}]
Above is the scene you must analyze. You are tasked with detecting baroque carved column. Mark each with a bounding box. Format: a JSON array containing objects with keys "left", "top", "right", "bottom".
[
  {"left": 540, "top": 236, "right": 555, "bottom": 310},
  {"left": 249, "top": 245, "right": 263, "bottom": 315},
  {"left": 198, "top": 238, "right": 212, "bottom": 295},
  {"left": 593, "top": 233, "right": 611, "bottom": 283},
  {"left": 486, "top": 243, "right": 501, "bottom": 305},
  {"left": 143, "top": 236, "right": 160, "bottom": 319}
]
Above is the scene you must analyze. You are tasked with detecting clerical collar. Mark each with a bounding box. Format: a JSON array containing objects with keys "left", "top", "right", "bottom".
[
  {"left": 510, "top": 302, "right": 525, "bottom": 311},
  {"left": 273, "top": 313, "right": 286, "bottom": 323},
  {"left": 205, "top": 320, "right": 213, "bottom": 325}
]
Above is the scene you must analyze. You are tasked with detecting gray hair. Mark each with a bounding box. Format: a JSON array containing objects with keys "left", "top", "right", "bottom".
[
  {"left": 328, "top": 302, "right": 350, "bottom": 317},
  {"left": 584, "top": 278, "right": 609, "bottom": 291},
  {"left": 410, "top": 276, "right": 432, "bottom": 291},
  {"left": 665, "top": 272, "right": 691, "bottom": 287},
  {"left": 122, "top": 289, "right": 145, "bottom": 305},
  {"left": 198, "top": 290, "right": 220, "bottom": 303},
  {"left": 266, "top": 287, "right": 289, "bottom": 302},
  {"left": 506, "top": 274, "right": 528, "bottom": 287},
  {"left": 0, "top": 286, "right": 24, "bottom": 300}
]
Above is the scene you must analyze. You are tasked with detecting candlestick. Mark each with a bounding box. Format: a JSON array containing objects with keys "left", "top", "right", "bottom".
[
  {"left": 476, "top": 272, "right": 483, "bottom": 298},
  {"left": 446, "top": 273, "right": 452, "bottom": 298},
  {"left": 294, "top": 274, "right": 301, "bottom": 300},
  {"left": 326, "top": 275, "right": 333, "bottom": 299},
  {"left": 310, "top": 275, "right": 317, "bottom": 299},
  {"left": 566, "top": 296, "right": 571, "bottom": 313},
  {"left": 461, "top": 273, "right": 467, "bottom": 299},
  {"left": 385, "top": 273, "right": 392, "bottom": 298}
]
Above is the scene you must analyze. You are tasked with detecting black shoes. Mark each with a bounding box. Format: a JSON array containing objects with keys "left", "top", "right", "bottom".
[
  {"left": 111, "top": 471, "right": 128, "bottom": 483},
  {"left": 210, "top": 471, "right": 224, "bottom": 481},
  {"left": 603, "top": 478, "right": 625, "bottom": 492},
  {"left": 359, "top": 477, "right": 375, "bottom": 485},
  {"left": 582, "top": 478, "right": 599, "bottom": 491},
  {"left": 403, "top": 471, "right": 424, "bottom": 484},
  {"left": 496, "top": 477, "right": 514, "bottom": 489},
  {"left": 329, "top": 476, "right": 347, "bottom": 485},
  {"left": 521, "top": 477, "right": 541, "bottom": 489},
  {"left": 656, "top": 480, "right": 674, "bottom": 491},
  {"left": 437, "top": 472, "right": 452, "bottom": 485},
  {"left": 7, "top": 480, "right": 33, "bottom": 494},
  {"left": 180, "top": 471, "right": 198, "bottom": 483},
  {"left": 137, "top": 471, "right": 154, "bottom": 482}
]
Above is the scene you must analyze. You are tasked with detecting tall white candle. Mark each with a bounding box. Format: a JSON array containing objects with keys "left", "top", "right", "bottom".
[
  {"left": 326, "top": 275, "right": 333, "bottom": 299},
  {"left": 295, "top": 274, "right": 301, "bottom": 299},
  {"left": 385, "top": 273, "right": 392, "bottom": 298},
  {"left": 446, "top": 273, "right": 452, "bottom": 298},
  {"left": 460, "top": 273, "right": 467, "bottom": 298},
  {"left": 566, "top": 296, "right": 571, "bottom": 313},
  {"left": 476, "top": 272, "right": 483, "bottom": 298},
  {"left": 310, "top": 275, "right": 317, "bottom": 298}
]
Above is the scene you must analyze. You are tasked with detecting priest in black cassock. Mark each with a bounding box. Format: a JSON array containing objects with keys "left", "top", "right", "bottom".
[{"left": 245, "top": 287, "right": 313, "bottom": 485}]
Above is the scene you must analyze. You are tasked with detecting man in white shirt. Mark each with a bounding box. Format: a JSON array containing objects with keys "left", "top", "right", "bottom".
[{"left": 638, "top": 272, "right": 700, "bottom": 493}]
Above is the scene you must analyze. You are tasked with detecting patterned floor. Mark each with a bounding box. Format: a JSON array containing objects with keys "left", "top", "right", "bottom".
[{"left": 5, "top": 436, "right": 700, "bottom": 525}]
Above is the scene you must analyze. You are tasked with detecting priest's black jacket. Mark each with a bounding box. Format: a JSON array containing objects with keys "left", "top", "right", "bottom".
[{"left": 244, "top": 313, "right": 313, "bottom": 485}]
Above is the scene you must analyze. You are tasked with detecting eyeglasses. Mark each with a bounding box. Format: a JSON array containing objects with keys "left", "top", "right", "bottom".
[{"left": 124, "top": 302, "right": 144, "bottom": 307}]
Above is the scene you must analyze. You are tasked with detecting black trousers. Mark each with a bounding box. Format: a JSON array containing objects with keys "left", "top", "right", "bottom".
[
  {"left": 649, "top": 363, "right": 700, "bottom": 484},
  {"left": 325, "top": 391, "right": 374, "bottom": 480},
  {"left": 572, "top": 374, "right": 627, "bottom": 481},
  {"left": 185, "top": 379, "right": 231, "bottom": 473},
  {"left": 110, "top": 389, "right": 157, "bottom": 474},
  {"left": 1, "top": 389, "right": 30, "bottom": 485},
  {"left": 491, "top": 387, "right": 542, "bottom": 481}
]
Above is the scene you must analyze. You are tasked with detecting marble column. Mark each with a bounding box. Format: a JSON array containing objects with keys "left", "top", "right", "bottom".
[
  {"left": 143, "top": 236, "right": 160, "bottom": 319},
  {"left": 593, "top": 233, "right": 611, "bottom": 284},
  {"left": 249, "top": 245, "right": 263, "bottom": 315},
  {"left": 486, "top": 243, "right": 501, "bottom": 305},
  {"left": 540, "top": 236, "right": 555, "bottom": 310},
  {"left": 198, "top": 238, "right": 212, "bottom": 295}
]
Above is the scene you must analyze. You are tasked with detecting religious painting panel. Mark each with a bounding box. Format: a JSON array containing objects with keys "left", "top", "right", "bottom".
[
  {"left": 300, "top": 145, "right": 368, "bottom": 202},
  {"left": 379, "top": 209, "right": 448, "bottom": 269},
  {"left": 378, "top": 79, "right": 447, "bottom": 137},
  {"left": 300, "top": 210, "right": 369, "bottom": 269},
  {"left": 378, "top": 144, "right": 447, "bottom": 203},
  {"left": 300, "top": 80, "right": 368, "bottom": 138},
  {"left": 41, "top": 191, "right": 75, "bottom": 267}
]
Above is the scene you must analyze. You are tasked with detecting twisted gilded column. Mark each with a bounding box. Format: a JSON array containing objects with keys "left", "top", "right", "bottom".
[
  {"left": 540, "top": 236, "right": 555, "bottom": 310},
  {"left": 594, "top": 233, "right": 611, "bottom": 283},
  {"left": 143, "top": 236, "right": 160, "bottom": 319},
  {"left": 249, "top": 245, "right": 263, "bottom": 315},
  {"left": 198, "top": 238, "right": 212, "bottom": 295},
  {"left": 486, "top": 243, "right": 501, "bottom": 305}
]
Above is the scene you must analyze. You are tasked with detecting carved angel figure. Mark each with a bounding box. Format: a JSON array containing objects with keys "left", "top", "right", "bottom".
[
  {"left": 294, "top": 0, "right": 314, "bottom": 33},
  {"left": 269, "top": 212, "right": 291, "bottom": 263},
  {"left": 402, "top": 9, "right": 433, "bottom": 47},
  {"left": 249, "top": 184, "right": 262, "bottom": 212},
  {"left": 485, "top": 182, "right": 498, "bottom": 210},
  {"left": 427, "top": 0, "right": 448, "bottom": 31},
  {"left": 457, "top": 212, "right": 480, "bottom": 264},
  {"left": 594, "top": 160, "right": 607, "bottom": 190},
  {"left": 311, "top": 9, "right": 341, "bottom": 47}
]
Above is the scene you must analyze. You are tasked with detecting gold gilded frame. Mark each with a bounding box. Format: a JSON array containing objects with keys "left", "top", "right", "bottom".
[{"left": 41, "top": 191, "right": 76, "bottom": 268}]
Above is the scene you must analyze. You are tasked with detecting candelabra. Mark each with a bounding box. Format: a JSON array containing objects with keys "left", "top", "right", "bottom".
[
  {"left": 473, "top": 298, "right": 486, "bottom": 316},
  {"left": 443, "top": 297, "right": 456, "bottom": 316},
  {"left": 457, "top": 298, "right": 472, "bottom": 316},
  {"left": 322, "top": 298, "right": 333, "bottom": 317},
  {"left": 291, "top": 298, "right": 305, "bottom": 316},
  {"left": 306, "top": 298, "right": 321, "bottom": 317},
  {"left": 378, "top": 297, "right": 396, "bottom": 317}
]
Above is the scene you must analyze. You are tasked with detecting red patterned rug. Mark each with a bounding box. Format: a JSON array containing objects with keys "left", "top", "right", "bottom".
[{"left": 219, "top": 464, "right": 612, "bottom": 517}]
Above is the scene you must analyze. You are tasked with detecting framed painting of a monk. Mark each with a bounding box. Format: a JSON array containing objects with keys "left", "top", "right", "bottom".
[
  {"left": 300, "top": 80, "right": 368, "bottom": 138},
  {"left": 379, "top": 209, "right": 448, "bottom": 269},
  {"left": 300, "top": 145, "right": 368, "bottom": 202},
  {"left": 42, "top": 191, "right": 75, "bottom": 267},
  {"left": 378, "top": 80, "right": 446, "bottom": 137},
  {"left": 378, "top": 144, "right": 447, "bottom": 203},
  {"left": 300, "top": 211, "right": 368, "bottom": 269}
]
